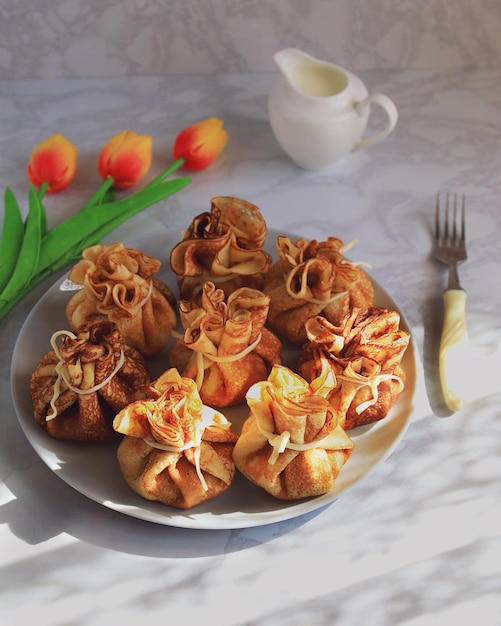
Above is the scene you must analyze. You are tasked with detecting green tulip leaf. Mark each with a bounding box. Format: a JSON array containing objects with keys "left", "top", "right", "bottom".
[
  {"left": 0, "top": 185, "right": 43, "bottom": 305},
  {"left": 0, "top": 164, "right": 191, "bottom": 325},
  {"left": 0, "top": 188, "right": 25, "bottom": 292}
]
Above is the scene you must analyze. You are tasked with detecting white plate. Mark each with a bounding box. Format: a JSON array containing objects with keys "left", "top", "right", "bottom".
[{"left": 11, "top": 229, "right": 421, "bottom": 530}]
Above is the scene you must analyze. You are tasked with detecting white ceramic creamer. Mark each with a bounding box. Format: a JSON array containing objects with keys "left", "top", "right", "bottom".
[{"left": 268, "top": 49, "right": 398, "bottom": 170}]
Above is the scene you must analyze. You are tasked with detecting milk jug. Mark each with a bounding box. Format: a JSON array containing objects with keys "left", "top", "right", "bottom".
[{"left": 268, "top": 48, "right": 398, "bottom": 170}]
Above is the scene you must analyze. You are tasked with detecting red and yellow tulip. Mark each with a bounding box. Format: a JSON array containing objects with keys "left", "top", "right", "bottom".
[
  {"left": 172, "top": 117, "right": 228, "bottom": 170},
  {"left": 26, "top": 134, "right": 78, "bottom": 194},
  {"left": 98, "top": 130, "right": 153, "bottom": 189}
]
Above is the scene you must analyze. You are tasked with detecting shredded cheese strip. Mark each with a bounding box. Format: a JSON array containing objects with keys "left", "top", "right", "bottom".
[
  {"left": 144, "top": 438, "right": 207, "bottom": 491},
  {"left": 346, "top": 260, "right": 373, "bottom": 269},
  {"left": 192, "top": 445, "right": 207, "bottom": 490},
  {"left": 46, "top": 330, "right": 125, "bottom": 421},
  {"left": 144, "top": 438, "right": 196, "bottom": 453},
  {"left": 342, "top": 239, "right": 372, "bottom": 268},
  {"left": 142, "top": 403, "right": 231, "bottom": 492},
  {"left": 136, "top": 278, "right": 154, "bottom": 308},
  {"left": 254, "top": 422, "right": 336, "bottom": 466},
  {"left": 341, "top": 239, "right": 359, "bottom": 254},
  {"left": 283, "top": 238, "right": 372, "bottom": 303},
  {"left": 188, "top": 273, "right": 238, "bottom": 285},
  {"left": 293, "top": 289, "right": 349, "bottom": 306},
  {"left": 336, "top": 371, "right": 404, "bottom": 414},
  {"left": 199, "top": 332, "right": 262, "bottom": 364},
  {"left": 285, "top": 267, "right": 349, "bottom": 305},
  {"left": 143, "top": 405, "right": 221, "bottom": 492},
  {"left": 193, "top": 332, "right": 263, "bottom": 389},
  {"left": 47, "top": 364, "right": 64, "bottom": 422}
]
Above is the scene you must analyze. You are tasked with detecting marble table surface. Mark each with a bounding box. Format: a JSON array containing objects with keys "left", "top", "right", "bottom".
[{"left": 1, "top": 68, "right": 500, "bottom": 626}]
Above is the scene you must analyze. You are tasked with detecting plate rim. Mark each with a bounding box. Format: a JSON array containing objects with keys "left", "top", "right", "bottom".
[{"left": 10, "top": 229, "right": 423, "bottom": 530}]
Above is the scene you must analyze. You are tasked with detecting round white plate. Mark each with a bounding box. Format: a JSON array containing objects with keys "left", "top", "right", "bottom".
[{"left": 11, "top": 229, "right": 421, "bottom": 530}]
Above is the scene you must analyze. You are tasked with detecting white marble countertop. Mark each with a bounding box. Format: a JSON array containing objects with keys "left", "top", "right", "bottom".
[{"left": 1, "top": 69, "right": 501, "bottom": 626}]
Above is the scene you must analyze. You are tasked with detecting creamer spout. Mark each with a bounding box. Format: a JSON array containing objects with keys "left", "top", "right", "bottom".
[{"left": 273, "top": 48, "right": 315, "bottom": 81}]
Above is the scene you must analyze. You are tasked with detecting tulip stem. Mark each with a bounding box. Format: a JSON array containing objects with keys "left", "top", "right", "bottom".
[
  {"left": 80, "top": 176, "right": 115, "bottom": 211},
  {"left": 37, "top": 182, "right": 48, "bottom": 201},
  {"left": 147, "top": 158, "right": 185, "bottom": 187},
  {"left": 33, "top": 182, "right": 48, "bottom": 235}
]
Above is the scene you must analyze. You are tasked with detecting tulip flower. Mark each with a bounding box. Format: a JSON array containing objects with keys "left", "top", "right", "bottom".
[
  {"left": 172, "top": 117, "right": 228, "bottom": 170},
  {"left": 26, "top": 134, "right": 78, "bottom": 194},
  {"left": 98, "top": 130, "right": 153, "bottom": 189}
]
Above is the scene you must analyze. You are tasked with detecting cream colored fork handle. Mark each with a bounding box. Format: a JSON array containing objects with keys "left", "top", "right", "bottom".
[{"left": 439, "top": 288, "right": 469, "bottom": 411}]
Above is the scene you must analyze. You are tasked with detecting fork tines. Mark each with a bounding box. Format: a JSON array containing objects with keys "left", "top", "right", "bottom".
[{"left": 435, "top": 192, "right": 466, "bottom": 246}]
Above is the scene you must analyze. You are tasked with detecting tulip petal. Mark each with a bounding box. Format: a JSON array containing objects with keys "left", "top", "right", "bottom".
[
  {"left": 173, "top": 117, "right": 228, "bottom": 171},
  {"left": 26, "top": 134, "right": 78, "bottom": 194},
  {"left": 98, "top": 130, "right": 153, "bottom": 189}
]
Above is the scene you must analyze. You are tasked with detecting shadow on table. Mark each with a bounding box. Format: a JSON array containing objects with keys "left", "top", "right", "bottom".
[
  {"left": 1, "top": 462, "right": 324, "bottom": 559},
  {"left": 422, "top": 291, "right": 455, "bottom": 418},
  {"left": 1, "top": 390, "right": 324, "bottom": 559}
]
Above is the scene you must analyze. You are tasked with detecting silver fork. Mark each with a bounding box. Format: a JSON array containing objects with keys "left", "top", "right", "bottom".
[
  {"left": 434, "top": 193, "right": 467, "bottom": 289},
  {"left": 434, "top": 192, "right": 469, "bottom": 411}
]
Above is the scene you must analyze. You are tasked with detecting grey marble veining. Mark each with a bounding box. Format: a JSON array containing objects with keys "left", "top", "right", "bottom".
[
  {"left": 1, "top": 67, "right": 501, "bottom": 625},
  {"left": 1, "top": 0, "right": 501, "bottom": 79}
]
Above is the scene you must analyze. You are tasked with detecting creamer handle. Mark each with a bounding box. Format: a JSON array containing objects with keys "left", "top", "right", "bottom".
[
  {"left": 439, "top": 288, "right": 469, "bottom": 411},
  {"left": 355, "top": 93, "right": 398, "bottom": 150}
]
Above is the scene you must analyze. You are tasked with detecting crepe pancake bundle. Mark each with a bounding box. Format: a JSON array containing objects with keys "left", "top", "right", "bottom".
[
  {"left": 233, "top": 364, "right": 354, "bottom": 500},
  {"left": 168, "top": 281, "right": 283, "bottom": 407},
  {"left": 297, "top": 308, "right": 410, "bottom": 429},
  {"left": 263, "top": 235, "right": 375, "bottom": 345},
  {"left": 66, "top": 242, "right": 177, "bottom": 356},
  {"left": 170, "top": 196, "right": 272, "bottom": 302},
  {"left": 30, "top": 319, "right": 151, "bottom": 441},
  {"left": 113, "top": 368, "right": 239, "bottom": 509}
]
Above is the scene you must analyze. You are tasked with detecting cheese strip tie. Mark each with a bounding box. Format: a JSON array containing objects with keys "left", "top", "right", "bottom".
[
  {"left": 193, "top": 332, "right": 263, "bottom": 389},
  {"left": 336, "top": 371, "right": 404, "bottom": 414},
  {"left": 141, "top": 401, "right": 233, "bottom": 492},
  {"left": 189, "top": 273, "right": 238, "bottom": 285},
  {"left": 255, "top": 424, "right": 338, "bottom": 466},
  {"left": 145, "top": 436, "right": 208, "bottom": 491},
  {"left": 136, "top": 278, "right": 154, "bottom": 308},
  {"left": 341, "top": 239, "right": 372, "bottom": 268},
  {"left": 46, "top": 330, "right": 125, "bottom": 421},
  {"left": 285, "top": 267, "right": 349, "bottom": 305},
  {"left": 284, "top": 237, "right": 372, "bottom": 304}
]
